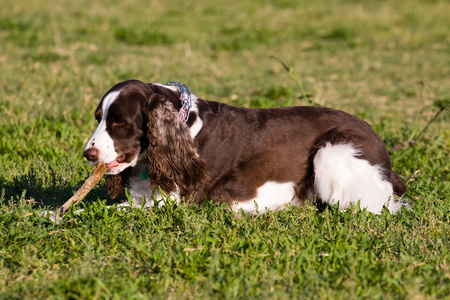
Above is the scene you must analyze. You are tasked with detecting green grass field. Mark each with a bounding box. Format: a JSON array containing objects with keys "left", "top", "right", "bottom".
[{"left": 1, "top": 0, "right": 449, "bottom": 298}]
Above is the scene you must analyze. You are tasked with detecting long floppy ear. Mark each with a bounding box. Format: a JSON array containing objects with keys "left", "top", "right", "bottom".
[
  {"left": 105, "top": 172, "right": 128, "bottom": 199},
  {"left": 145, "top": 94, "right": 208, "bottom": 196}
]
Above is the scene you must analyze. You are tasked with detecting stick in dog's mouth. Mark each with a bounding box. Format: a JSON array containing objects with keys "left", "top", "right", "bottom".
[{"left": 58, "top": 162, "right": 108, "bottom": 216}]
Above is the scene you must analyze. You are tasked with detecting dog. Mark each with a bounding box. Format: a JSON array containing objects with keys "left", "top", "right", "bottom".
[{"left": 83, "top": 79, "right": 408, "bottom": 214}]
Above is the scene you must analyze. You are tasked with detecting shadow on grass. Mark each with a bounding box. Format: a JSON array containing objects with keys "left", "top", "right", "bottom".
[
  {"left": 1, "top": 170, "right": 338, "bottom": 214},
  {"left": 0, "top": 170, "right": 125, "bottom": 209}
]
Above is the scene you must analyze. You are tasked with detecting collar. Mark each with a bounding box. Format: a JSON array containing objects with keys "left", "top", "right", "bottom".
[
  {"left": 165, "top": 81, "right": 192, "bottom": 122},
  {"left": 141, "top": 167, "right": 149, "bottom": 180}
]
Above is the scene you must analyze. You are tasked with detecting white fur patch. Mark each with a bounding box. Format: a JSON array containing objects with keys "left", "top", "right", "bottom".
[
  {"left": 125, "top": 179, "right": 181, "bottom": 208},
  {"left": 189, "top": 96, "right": 203, "bottom": 138},
  {"left": 125, "top": 158, "right": 181, "bottom": 207},
  {"left": 84, "top": 91, "right": 120, "bottom": 164},
  {"left": 313, "top": 143, "right": 400, "bottom": 214},
  {"left": 233, "top": 181, "right": 299, "bottom": 215}
]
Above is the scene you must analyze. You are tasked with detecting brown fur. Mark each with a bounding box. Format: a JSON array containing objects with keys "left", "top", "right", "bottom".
[{"left": 105, "top": 173, "right": 127, "bottom": 199}]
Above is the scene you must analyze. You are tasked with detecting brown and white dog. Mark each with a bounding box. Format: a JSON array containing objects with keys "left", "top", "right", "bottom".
[{"left": 83, "top": 79, "right": 408, "bottom": 214}]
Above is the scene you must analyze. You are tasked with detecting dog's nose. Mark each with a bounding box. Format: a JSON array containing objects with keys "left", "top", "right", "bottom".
[{"left": 83, "top": 147, "right": 99, "bottom": 162}]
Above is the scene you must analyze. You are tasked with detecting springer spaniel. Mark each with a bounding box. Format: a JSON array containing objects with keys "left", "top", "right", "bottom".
[{"left": 83, "top": 79, "right": 408, "bottom": 215}]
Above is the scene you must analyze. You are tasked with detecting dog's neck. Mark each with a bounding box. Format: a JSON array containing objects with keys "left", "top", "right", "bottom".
[{"left": 128, "top": 150, "right": 148, "bottom": 180}]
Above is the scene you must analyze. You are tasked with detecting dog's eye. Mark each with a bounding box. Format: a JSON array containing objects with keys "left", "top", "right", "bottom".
[{"left": 112, "top": 121, "right": 126, "bottom": 127}]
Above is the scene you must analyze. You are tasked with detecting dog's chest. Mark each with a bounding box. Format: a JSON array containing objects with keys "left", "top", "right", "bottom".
[{"left": 126, "top": 161, "right": 180, "bottom": 206}]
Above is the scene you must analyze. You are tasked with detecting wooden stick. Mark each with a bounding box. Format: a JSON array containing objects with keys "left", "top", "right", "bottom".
[{"left": 58, "top": 163, "right": 108, "bottom": 216}]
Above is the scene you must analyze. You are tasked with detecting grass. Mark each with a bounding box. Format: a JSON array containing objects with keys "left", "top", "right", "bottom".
[{"left": 1, "top": 0, "right": 449, "bottom": 298}]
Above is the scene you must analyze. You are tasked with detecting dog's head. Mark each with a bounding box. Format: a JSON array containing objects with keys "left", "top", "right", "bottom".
[{"left": 83, "top": 79, "right": 207, "bottom": 197}]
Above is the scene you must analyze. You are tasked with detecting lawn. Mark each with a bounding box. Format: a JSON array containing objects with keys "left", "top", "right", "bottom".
[{"left": 1, "top": 0, "right": 449, "bottom": 298}]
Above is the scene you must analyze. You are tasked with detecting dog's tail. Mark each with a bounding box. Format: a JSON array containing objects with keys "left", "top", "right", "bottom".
[
  {"left": 389, "top": 170, "right": 407, "bottom": 197},
  {"left": 387, "top": 170, "right": 411, "bottom": 211}
]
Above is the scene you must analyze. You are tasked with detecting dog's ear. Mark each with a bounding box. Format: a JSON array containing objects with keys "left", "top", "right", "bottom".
[
  {"left": 145, "top": 94, "right": 208, "bottom": 195},
  {"left": 105, "top": 174, "right": 126, "bottom": 199}
]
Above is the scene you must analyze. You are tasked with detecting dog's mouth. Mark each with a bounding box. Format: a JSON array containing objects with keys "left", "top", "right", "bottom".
[{"left": 106, "top": 154, "right": 126, "bottom": 170}]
